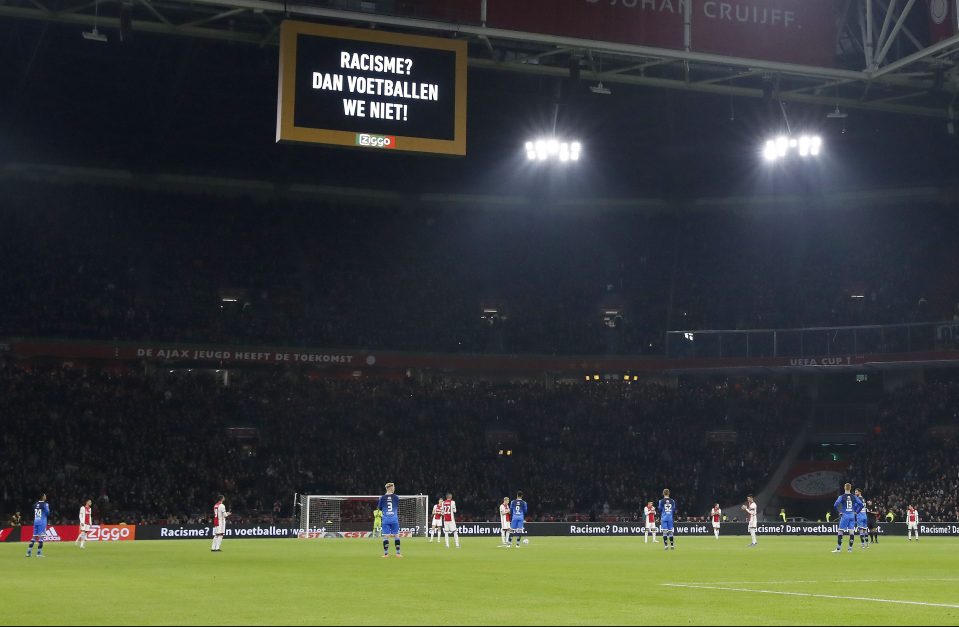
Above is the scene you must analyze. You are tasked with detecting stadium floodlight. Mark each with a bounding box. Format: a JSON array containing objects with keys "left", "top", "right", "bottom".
[
  {"left": 810, "top": 135, "right": 822, "bottom": 156},
  {"left": 525, "top": 142, "right": 537, "bottom": 161},
  {"left": 525, "top": 138, "right": 582, "bottom": 163},
  {"left": 763, "top": 134, "right": 823, "bottom": 163},
  {"left": 777, "top": 136, "right": 788, "bottom": 158}
]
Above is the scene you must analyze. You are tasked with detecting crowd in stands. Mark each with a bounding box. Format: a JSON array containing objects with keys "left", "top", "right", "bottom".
[
  {"left": 3, "top": 182, "right": 959, "bottom": 529},
  {"left": 0, "top": 362, "right": 801, "bottom": 525},
  {"left": 2, "top": 182, "right": 958, "bottom": 358},
  {"left": 708, "top": 381, "right": 798, "bottom": 506},
  {"left": 851, "top": 381, "right": 959, "bottom": 523}
]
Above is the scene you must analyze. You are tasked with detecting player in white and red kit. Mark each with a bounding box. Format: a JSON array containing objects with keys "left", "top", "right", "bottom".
[
  {"left": 442, "top": 493, "right": 460, "bottom": 548},
  {"left": 710, "top": 504, "right": 722, "bottom": 540},
  {"left": 742, "top": 495, "right": 758, "bottom": 547},
  {"left": 76, "top": 499, "right": 93, "bottom": 549},
  {"left": 428, "top": 498, "right": 443, "bottom": 543},
  {"left": 499, "top": 497, "right": 511, "bottom": 546},
  {"left": 643, "top": 502, "right": 657, "bottom": 544},
  {"left": 211, "top": 495, "right": 230, "bottom": 552},
  {"left": 906, "top": 505, "right": 919, "bottom": 542}
]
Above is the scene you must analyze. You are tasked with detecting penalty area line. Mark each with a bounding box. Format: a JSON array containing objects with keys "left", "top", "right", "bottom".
[{"left": 661, "top": 584, "right": 959, "bottom": 609}]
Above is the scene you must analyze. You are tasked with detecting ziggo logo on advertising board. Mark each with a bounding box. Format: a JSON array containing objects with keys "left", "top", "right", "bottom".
[{"left": 89, "top": 525, "right": 136, "bottom": 542}]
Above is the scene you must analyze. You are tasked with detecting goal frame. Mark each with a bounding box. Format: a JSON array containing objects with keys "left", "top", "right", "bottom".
[{"left": 295, "top": 493, "right": 430, "bottom": 537}]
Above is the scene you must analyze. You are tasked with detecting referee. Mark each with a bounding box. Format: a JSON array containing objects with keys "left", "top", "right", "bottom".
[{"left": 866, "top": 500, "right": 880, "bottom": 544}]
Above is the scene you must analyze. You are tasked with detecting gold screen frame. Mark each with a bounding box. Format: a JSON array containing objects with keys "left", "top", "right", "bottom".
[{"left": 276, "top": 20, "right": 468, "bottom": 156}]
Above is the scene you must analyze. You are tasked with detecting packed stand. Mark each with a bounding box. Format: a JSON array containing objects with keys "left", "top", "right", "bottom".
[
  {"left": 0, "top": 362, "right": 798, "bottom": 525},
  {"left": 850, "top": 381, "right": 959, "bottom": 523}
]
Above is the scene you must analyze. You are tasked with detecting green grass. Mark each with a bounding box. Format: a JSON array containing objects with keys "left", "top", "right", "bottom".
[{"left": 3, "top": 536, "right": 959, "bottom": 625}]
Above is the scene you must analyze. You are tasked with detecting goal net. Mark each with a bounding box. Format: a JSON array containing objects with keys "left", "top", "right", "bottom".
[{"left": 297, "top": 494, "right": 429, "bottom": 537}]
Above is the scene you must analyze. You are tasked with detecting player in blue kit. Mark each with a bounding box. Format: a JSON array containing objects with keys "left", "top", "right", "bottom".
[
  {"left": 508, "top": 492, "right": 528, "bottom": 549},
  {"left": 832, "top": 483, "right": 864, "bottom": 553},
  {"left": 26, "top": 494, "right": 50, "bottom": 558},
  {"left": 854, "top": 489, "right": 869, "bottom": 549},
  {"left": 377, "top": 483, "right": 402, "bottom": 558},
  {"left": 658, "top": 489, "right": 677, "bottom": 551}
]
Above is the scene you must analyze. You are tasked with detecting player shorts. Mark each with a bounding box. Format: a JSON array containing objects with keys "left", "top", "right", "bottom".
[
  {"left": 907, "top": 522, "right": 918, "bottom": 530},
  {"left": 443, "top": 521, "right": 457, "bottom": 533},
  {"left": 839, "top": 515, "right": 857, "bottom": 531},
  {"left": 431, "top": 518, "right": 443, "bottom": 528},
  {"left": 646, "top": 521, "right": 657, "bottom": 530},
  {"left": 510, "top": 518, "right": 525, "bottom": 531},
  {"left": 712, "top": 522, "right": 721, "bottom": 530},
  {"left": 80, "top": 524, "right": 91, "bottom": 533},
  {"left": 382, "top": 519, "right": 400, "bottom": 536},
  {"left": 857, "top": 515, "right": 868, "bottom": 529},
  {"left": 214, "top": 524, "right": 226, "bottom": 536},
  {"left": 32, "top": 524, "right": 46, "bottom": 537},
  {"left": 501, "top": 518, "right": 510, "bottom": 530},
  {"left": 660, "top": 517, "right": 674, "bottom": 532}
]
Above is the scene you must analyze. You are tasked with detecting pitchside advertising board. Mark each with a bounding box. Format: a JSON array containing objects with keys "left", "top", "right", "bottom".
[
  {"left": 276, "top": 21, "right": 468, "bottom": 156},
  {"left": 2, "top": 525, "right": 136, "bottom": 543},
  {"left": 6, "top": 522, "right": 959, "bottom": 541}
]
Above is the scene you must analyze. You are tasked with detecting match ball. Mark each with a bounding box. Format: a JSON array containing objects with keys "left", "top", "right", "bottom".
[{"left": 522, "top": 538, "right": 529, "bottom": 545}]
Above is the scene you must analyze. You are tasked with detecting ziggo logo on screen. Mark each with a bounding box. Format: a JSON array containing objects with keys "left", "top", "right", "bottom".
[
  {"left": 356, "top": 133, "right": 396, "bottom": 149},
  {"left": 89, "top": 525, "right": 136, "bottom": 541}
]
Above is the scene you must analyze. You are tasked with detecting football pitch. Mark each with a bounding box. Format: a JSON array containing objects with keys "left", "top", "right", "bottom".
[{"left": 3, "top": 536, "right": 959, "bottom": 625}]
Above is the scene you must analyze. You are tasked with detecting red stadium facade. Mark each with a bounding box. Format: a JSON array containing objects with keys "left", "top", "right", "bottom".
[
  {"left": 397, "top": 0, "right": 837, "bottom": 67},
  {"left": 486, "top": 0, "right": 837, "bottom": 68}
]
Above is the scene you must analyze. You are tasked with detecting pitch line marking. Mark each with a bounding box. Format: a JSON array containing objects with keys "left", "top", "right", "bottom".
[
  {"left": 661, "top": 584, "right": 959, "bottom": 609},
  {"left": 674, "top": 578, "right": 959, "bottom": 586}
]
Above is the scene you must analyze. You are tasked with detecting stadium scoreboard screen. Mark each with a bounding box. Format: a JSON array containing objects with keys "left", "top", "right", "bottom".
[{"left": 276, "top": 21, "right": 467, "bottom": 156}]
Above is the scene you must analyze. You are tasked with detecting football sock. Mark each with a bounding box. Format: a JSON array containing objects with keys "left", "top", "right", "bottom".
[
  {"left": 383, "top": 539, "right": 389, "bottom": 554},
  {"left": 394, "top": 539, "right": 401, "bottom": 554}
]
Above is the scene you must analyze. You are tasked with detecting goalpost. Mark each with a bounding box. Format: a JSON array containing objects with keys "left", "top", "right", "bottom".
[{"left": 296, "top": 494, "right": 429, "bottom": 537}]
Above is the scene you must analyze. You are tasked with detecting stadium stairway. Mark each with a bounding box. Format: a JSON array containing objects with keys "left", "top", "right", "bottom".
[
  {"left": 750, "top": 405, "right": 816, "bottom": 518},
  {"left": 696, "top": 452, "right": 725, "bottom": 514}
]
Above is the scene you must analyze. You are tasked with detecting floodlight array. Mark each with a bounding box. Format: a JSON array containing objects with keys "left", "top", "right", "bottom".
[
  {"left": 526, "top": 139, "right": 582, "bottom": 162},
  {"left": 763, "top": 135, "right": 822, "bottom": 162}
]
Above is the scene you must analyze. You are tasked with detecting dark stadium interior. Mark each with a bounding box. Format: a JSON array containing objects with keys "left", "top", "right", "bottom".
[{"left": 2, "top": 11, "right": 959, "bottom": 533}]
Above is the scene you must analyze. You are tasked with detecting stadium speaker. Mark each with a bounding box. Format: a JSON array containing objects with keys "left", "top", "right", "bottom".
[{"left": 120, "top": 3, "right": 133, "bottom": 43}]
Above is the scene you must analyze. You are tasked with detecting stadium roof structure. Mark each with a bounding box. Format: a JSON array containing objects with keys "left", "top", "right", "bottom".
[{"left": 2, "top": 0, "right": 958, "bottom": 120}]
